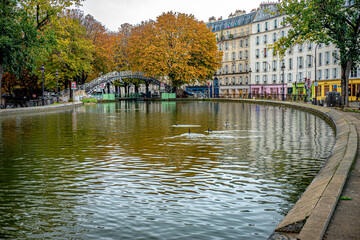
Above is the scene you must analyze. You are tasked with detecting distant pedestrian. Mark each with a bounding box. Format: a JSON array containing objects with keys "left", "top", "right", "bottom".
[{"left": 357, "top": 91, "right": 360, "bottom": 102}]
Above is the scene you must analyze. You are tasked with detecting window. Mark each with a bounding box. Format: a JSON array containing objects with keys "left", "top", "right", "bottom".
[
  {"left": 280, "top": 59, "right": 285, "bottom": 69},
  {"left": 225, "top": 65, "right": 229, "bottom": 74},
  {"left": 225, "top": 77, "right": 228, "bottom": 85},
  {"left": 333, "top": 50, "right": 338, "bottom": 63},
  {"left": 274, "top": 19, "right": 278, "bottom": 28},
  {"left": 257, "top": 24, "right": 261, "bottom": 32},
  {"left": 299, "top": 56, "right": 303, "bottom": 68},
  {"left": 264, "top": 48, "right": 267, "bottom": 58},
  {"left": 239, "top": 63, "right": 243, "bottom": 72},
  {"left": 225, "top": 52, "right": 228, "bottom": 61},
  {"left": 299, "top": 72, "right": 303, "bottom": 81},
  {"left": 319, "top": 53, "right": 323, "bottom": 66},
  {"left": 325, "top": 69, "right": 330, "bottom": 79},
  {"left": 232, "top": 52, "right": 236, "bottom": 60},
  {"left": 263, "top": 35, "right": 268, "bottom": 44},
  {"left": 325, "top": 52, "right": 330, "bottom": 64},
  {"left": 351, "top": 66, "right": 359, "bottom": 78},
  {"left": 245, "top": 76, "right": 248, "bottom": 84},
  {"left": 255, "top": 62, "right": 260, "bottom": 72},
  {"left": 256, "top": 75, "right": 260, "bottom": 83},
  {"left": 307, "top": 55, "right": 313, "bottom": 67},
  {"left": 272, "top": 60, "right": 277, "bottom": 71},
  {"left": 263, "top": 75, "right": 268, "bottom": 83},
  {"left": 289, "top": 58, "right": 293, "bottom": 70},
  {"left": 263, "top": 62, "right": 268, "bottom": 72},
  {"left": 256, "top": 36, "right": 260, "bottom": 45},
  {"left": 240, "top": 40, "right": 243, "bottom": 48},
  {"left": 298, "top": 44, "right": 303, "bottom": 52},
  {"left": 281, "top": 31, "right": 285, "bottom": 38},
  {"left": 245, "top": 50, "right": 249, "bottom": 59},
  {"left": 318, "top": 70, "right": 322, "bottom": 80},
  {"left": 240, "top": 76, "right": 243, "bottom": 84},
  {"left": 239, "top": 51, "right": 243, "bottom": 60},
  {"left": 245, "top": 63, "right": 248, "bottom": 71},
  {"left": 308, "top": 42, "right": 312, "bottom": 50},
  {"left": 232, "top": 40, "right": 235, "bottom": 49},
  {"left": 333, "top": 68, "right": 337, "bottom": 78},
  {"left": 272, "top": 74, "right": 277, "bottom": 83},
  {"left": 288, "top": 73, "right": 292, "bottom": 82},
  {"left": 256, "top": 49, "right": 260, "bottom": 58},
  {"left": 225, "top": 42, "right": 229, "bottom": 50},
  {"left": 232, "top": 65, "right": 236, "bottom": 73},
  {"left": 245, "top": 39, "right": 248, "bottom": 46},
  {"left": 265, "top": 22, "right": 268, "bottom": 31},
  {"left": 273, "top": 33, "right": 277, "bottom": 42}
]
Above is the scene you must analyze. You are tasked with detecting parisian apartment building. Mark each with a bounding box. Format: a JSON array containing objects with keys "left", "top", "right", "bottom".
[{"left": 205, "top": 2, "right": 360, "bottom": 100}]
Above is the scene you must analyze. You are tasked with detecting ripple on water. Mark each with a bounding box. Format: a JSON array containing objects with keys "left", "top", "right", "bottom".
[{"left": 0, "top": 102, "right": 335, "bottom": 240}]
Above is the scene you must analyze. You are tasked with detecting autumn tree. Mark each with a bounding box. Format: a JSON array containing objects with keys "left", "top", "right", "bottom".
[
  {"left": 115, "top": 23, "right": 133, "bottom": 71},
  {"left": 127, "top": 12, "right": 222, "bottom": 91},
  {"left": 272, "top": 0, "right": 360, "bottom": 106},
  {"left": 68, "top": 9, "right": 117, "bottom": 81}
]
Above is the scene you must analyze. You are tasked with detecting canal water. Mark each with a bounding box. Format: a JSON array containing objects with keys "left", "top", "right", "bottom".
[{"left": 0, "top": 101, "right": 335, "bottom": 239}]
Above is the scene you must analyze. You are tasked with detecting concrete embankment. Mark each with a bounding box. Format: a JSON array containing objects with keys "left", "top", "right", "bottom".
[
  {"left": 0, "top": 102, "right": 83, "bottom": 115},
  {"left": 215, "top": 99, "right": 357, "bottom": 240}
]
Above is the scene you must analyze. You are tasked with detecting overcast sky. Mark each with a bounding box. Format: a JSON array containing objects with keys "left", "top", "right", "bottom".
[{"left": 79, "top": 0, "right": 266, "bottom": 31}]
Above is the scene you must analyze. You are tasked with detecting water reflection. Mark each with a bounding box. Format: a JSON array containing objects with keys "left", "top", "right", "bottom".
[{"left": 0, "top": 102, "right": 335, "bottom": 239}]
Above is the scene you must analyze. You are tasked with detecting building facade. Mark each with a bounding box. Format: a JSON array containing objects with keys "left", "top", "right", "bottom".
[
  {"left": 205, "top": 2, "right": 360, "bottom": 101},
  {"left": 207, "top": 10, "right": 256, "bottom": 97}
]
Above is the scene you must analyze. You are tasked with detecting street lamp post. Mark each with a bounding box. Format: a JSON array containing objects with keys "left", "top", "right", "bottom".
[
  {"left": 249, "top": 68, "right": 252, "bottom": 99},
  {"left": 56, "top": 70, "right": 59, "bottom": 103},
  {"left": 40, "top": 64, "right": 45, "bottom": 106},
  {"left": 314, "top": 44, "right": 318, "bottom": 105},
  {"left": 281, "top": 62, "right": 285, "bottom": 101}
]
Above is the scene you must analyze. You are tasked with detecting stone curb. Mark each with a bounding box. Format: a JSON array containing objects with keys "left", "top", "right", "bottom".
[
  {"left": 213, "top": 99, "right": 357, "bottom": 240},
  {"left": 0, "top": 102, "right": 83, "bottom": 115}
]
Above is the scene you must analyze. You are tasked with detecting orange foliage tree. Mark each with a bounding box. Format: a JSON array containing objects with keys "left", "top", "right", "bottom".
[
  {"left": 67, "top": 9, "right": 117, "bottom": 81},
  {"left": 127, "top": 12, "right": 222, "bottom": 89}
]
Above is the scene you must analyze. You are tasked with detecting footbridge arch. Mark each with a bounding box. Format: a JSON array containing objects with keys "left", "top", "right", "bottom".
[{"left": 79, "top": 71, "right": 173, "bottom": 94}]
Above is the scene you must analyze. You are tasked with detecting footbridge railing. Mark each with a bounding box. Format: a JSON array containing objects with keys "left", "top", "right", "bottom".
[{"left": 59, "top": 71, "right": 173, "bottom": 97}]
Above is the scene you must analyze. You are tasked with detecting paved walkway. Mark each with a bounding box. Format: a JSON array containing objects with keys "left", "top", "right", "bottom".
[
  {"left": 324, "top": 110, "right": 360, "bottom": 239},
  {"left": 0, "top": 102, "right": 82, "bottom": 114}
]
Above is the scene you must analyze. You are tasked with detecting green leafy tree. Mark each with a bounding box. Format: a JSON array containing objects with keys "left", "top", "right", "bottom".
[
  {"left": 43, "top": 15, "right": 94, "bottom": 95},
  {"left": 0, "top": 0, "right": 83, "bottom": 100},
  {"left": 272, "top": 0, "right": 360, "bottom": 106},
  {"left": 128, "top": 12, "right": 222, "bottom": 91}
]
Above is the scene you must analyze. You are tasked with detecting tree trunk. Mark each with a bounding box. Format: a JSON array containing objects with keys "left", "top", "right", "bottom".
[
  {"left": 145, "top": 82, "right": 150, "bottom": 98},
  {"left": 68, "top": 80, "right": 73, "bottom": 101},
  {"left": 341, "top": 60, "right": 352, "bottom": 107},
  {"left": 0, "top": 64, "right": 3, "bottom": 104},
  {"left": 134, "top": 83, "right": 139, "bottom": 93}
]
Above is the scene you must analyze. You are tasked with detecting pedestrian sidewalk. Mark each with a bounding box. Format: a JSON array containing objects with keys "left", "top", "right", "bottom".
[
  {"left": 0, "top": 102, "right": 82, "bottom": 114},
  {"left": 324, "top": 110, "right": 360, "bottom": 239}
]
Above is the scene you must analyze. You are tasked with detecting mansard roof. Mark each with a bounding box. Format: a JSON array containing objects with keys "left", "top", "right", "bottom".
[{"left": 207, "top": 12, "right": 256, "bottom": 32}]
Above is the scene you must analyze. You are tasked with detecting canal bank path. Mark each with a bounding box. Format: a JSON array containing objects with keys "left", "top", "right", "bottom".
[
  {"left": 0, "top": 102, "right": 83, "bottom": 114},
  {"left": 324, "top": 104, "right": 360, "bottom": 239}
]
